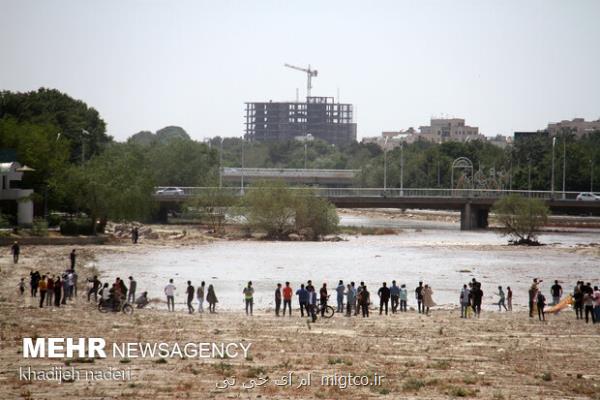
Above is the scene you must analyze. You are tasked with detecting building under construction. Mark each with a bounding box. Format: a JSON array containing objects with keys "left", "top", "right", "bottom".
[{"left": 244, "top": 96, "right": 357, "bottom": 146}]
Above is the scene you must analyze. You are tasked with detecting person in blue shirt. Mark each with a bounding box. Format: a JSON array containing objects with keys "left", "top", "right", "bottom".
[
  {"left": 390, "top": 280, "right": 400, "bottom": 313},
  {"left": 296, "top": 284, "right": 309, "bottom": 317},
  {"left": 399, "top": 284, "right": 408, "bottom": 312},
  {"left": 335, "top": 280, "right": 345, "bottom": 313}
]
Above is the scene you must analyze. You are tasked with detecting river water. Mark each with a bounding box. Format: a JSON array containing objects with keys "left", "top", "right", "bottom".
[{"left": 96, "top": 215, "right": 600, "bottom": 311}]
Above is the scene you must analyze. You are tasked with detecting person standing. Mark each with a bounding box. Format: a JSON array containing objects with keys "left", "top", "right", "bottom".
[
  {"left": 296, "top": 284, "right": 309, "bottom": 317},
  {"left": 537, "top": 290, "right": 546, "bottom": 321},
  {"left": 460, "top": 284, "right": 470, "bottom": 318},
  {"left": 207, "top": 284, "right": 218, "bottom": 313},
  {"left": 528, "top": 279, "right": 540, "bottom": 318},
  {"left": 415, "top": 282, "right": 424, "bottom": 314},
  {"left": 46, "top": 275, "right": 54, "bottom": 306},
  {"left": 18, "top": 278, "right": 25, "bottom": 296},
  {"left": 358, "top": 285, "right": 370, "bottom": 317},
  {"left": 128, "top": 276, "right": 137, "bottom": 303},
  {"left": 282, "top": 282, "right": 292, "bottom": 316},
  {"left": 186, "top": 281, "right": 195, "bottom": 314},
  {"left": 11, "top": 241, "right": 20, "bottom": 263},
  {"left": 72, "top": 270, "right": 78, "bottom": 297},
  {"left": 87, "top": 276, "right": 101, "bottom": 302},
  {"left": 53, "top": 276, "right": 62, "bottom": 307},
  {"left": 319, "top": 283, "right": 328, "bottom": 317},
  {"left": 573, "top": 281, "right": 584, "bottom": 320},
  {"left": 497, "top": 286, "right": 508, "bottom": 311},
  {"left": 308, "top": 286, "right": 317, "bottom": 322},
  {"left": 275, "top": 283, "right": 282, "bottom": 316},
  {"left": 592, "top": 286, "right": 600, "bottom": 324},
  {"left": 550, "top": 280, "right": 562, "bottom": 306},
  {"left": 69, "top": 249, "right": 77, "bottom": 270},
  {"left": 30, "top": 271, "right": 40, "bottom": 297},
  {"left": 422, "top": 284, "right": 436, "bottom": 315},
  {"left": 335, "top": 280, "right": 345, "bottom": 313},
  {"left": 390, "top": 280, "right": 400, "bottom": 313},
  {"left": 399, "top": 284, "right": 408, "bottom": 312},
  {"left": 243, "top": 281, "right": 254, "bottom": 316},
  {"left": 353, "top": 282, "right": 361, "bottom": 316},
  {"left": 472, "top": 283, "right": 483, "bottom": 317},
  {"left": 378, "top": 282, "right": 390, "bottom": 315},
  {"left": 61, "top": 273, "right": 68, "bottom": 305},
  {"left": 38, "top": 275, "right": 47, "bottom": 308},
  {"left": 583, "top": 282, "right": 595, "bottom": 323},
  {"left": 197, "top": 281, "right": 206, "bottom": 313},
  {"left": 131, "top": 227, "right": 139, "bottom": 244},
  {"left": 164, "top": 279, "right": 176, "bottom": 312},
  {"left": 345, "top": 283, "right": 355, "bottom": 317},
  {"left": 507, "top": 286, "right": 513, "bottom": 311}
]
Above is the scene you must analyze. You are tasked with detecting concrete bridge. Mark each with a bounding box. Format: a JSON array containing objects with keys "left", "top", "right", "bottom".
[{"left": 153, "top": 187, "right": 600, "bottom": 230}]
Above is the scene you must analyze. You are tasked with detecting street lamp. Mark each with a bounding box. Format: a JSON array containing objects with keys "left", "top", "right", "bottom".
[
  {"left": 303, "top": 133, "right": 313, "bottom": 169},
  {"left": 400, "top": 141, "right": 404, "bottom": 194},
  {"left": 81, "top": 129, "right": 90, "bottom": 165},
  {"left": 562, "top": 138, "right": 566, "bottom": 199},
  {"left": 528, "top": 157, "right": 532, "bottom": 197},
  {"left": 590, "top": 159, "right": 594, "bottom": 192},
  {"left": 219, "top": 137, "right": 224, "bottom": 188}
]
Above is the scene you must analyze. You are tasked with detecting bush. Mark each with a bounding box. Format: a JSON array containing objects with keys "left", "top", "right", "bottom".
[
  {"left": 47, "top": 213, "right": 62, "bottom": 228},
  {"left": 30, "top": 218, "right": 48, "bottom": 236},
  {"left": 60, "top": 218, "right": 105, "bottom": 236}
]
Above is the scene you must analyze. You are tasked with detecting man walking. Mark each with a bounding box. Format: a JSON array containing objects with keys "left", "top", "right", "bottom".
[
  {"left": 282, "top": 282, "right": 292, "bottom": 316},
  {"left": 497, "top": 286, "right": 508, "bottom": 311},
  {"left": 186, "top": 281, "right": 195, "bottom": 314},
  {"left": 378, "top": 282, "right": 390, "bottom": 315},
  {"left": 460, "top": 284, "right": 470, "bottom": 318},
  {"left": 87, "top": 275, "right": 101, "bottom": 302},
  {"left": 243, "top": 281, "right": 254, "bottom": 316},
  {"left": 164, "top": 279, "right": 176, "bottom": 312},
  {"left": 69, "top": 249, "right": 77, "bottom": 270},
  {"left": 319, "top": 283, "right": 328, "bottom": 317}
]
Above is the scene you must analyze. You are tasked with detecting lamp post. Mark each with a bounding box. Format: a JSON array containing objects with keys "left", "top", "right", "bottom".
[
  {"left": 528, "top": 157, "right": 532, "bottom": 197},
  {"left": 551, "top": 137, "right": 556, "bottom": 195},
  {"left": 81, "top": 129, "right": 90, "bottom": 165},
  {"left": 303, "top": 133, "right": 313, "bottom": 169}
]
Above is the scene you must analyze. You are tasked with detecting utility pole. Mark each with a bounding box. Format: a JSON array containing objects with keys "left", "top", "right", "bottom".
[
  {"left": 219, "top": 137, "right": 224, "bottom": 188},
  {"left": 528, "top": 157, "right": 532, "bottom": 197},
  {"left": 562, "top": 138, "right": 566, "bottom": 199},
  {"left": 400, "top": 142, "right": 404, "bottom": 194},
  {"left": 383, "top": 136, "right": 389, "bottom": 190},
  {"left": 551, "top": 137, "right": 556, "bottom": 195},
  {"left": 241, "top": 136, "right": 245, "bottom": 194},
  {"left": 590, "top": 159, "right": 594, "bottom": 192}
]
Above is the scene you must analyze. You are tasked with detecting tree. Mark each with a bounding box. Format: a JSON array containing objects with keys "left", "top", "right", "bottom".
[
  {"left": 185, "top": 188, "right": 237, "bottom": 233},
  {"left": 242, "top": 181, "right": 297, "bottom": 239},
  {"left": 491, "top": 195, "right": 549, "bottom": 245},
  {"left": 294, "top": 189, "right": 339, "bottom": 240}
]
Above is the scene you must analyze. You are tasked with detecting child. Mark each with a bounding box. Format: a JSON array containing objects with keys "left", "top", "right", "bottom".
[{"left": 18, "top": 278, "right": 25, "bottom": 295}]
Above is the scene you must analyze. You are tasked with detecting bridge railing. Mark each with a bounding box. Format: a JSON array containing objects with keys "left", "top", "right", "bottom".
[{"left": 154, "top": 187, "right": 582, "bottom": 200}]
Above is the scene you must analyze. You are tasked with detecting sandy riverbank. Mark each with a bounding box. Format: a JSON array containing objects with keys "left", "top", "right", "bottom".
[{"left": 1, "top": 242, "right": 599, "bottom": 399}]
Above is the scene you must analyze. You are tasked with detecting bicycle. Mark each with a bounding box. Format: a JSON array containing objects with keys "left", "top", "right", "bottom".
[{"left": 314, "top": 296, "right": 335, "bottom": 318}]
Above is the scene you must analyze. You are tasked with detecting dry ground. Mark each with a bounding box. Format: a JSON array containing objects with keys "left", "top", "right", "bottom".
[{"left": 0, "top": 243, "right": 599, "bottom": 400}]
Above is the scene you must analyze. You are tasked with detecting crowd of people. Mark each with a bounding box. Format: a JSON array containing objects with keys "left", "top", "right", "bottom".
[{"left": 12, "top": 245, "right": 600, "bottom": 324}]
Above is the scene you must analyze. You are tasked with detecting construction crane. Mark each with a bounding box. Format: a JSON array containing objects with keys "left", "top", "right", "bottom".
[{"left": 284, "top": 63, "right": 318, "bottom": 98}]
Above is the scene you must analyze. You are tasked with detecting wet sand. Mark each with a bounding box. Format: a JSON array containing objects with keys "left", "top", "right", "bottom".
[{"left": 1, "top": 241, "right": 600, "bottom": 399}]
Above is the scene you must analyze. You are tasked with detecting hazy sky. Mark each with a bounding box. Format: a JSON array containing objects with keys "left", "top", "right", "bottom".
[{"left": 1, "top": 0, "right": 599, "bottom": 141}]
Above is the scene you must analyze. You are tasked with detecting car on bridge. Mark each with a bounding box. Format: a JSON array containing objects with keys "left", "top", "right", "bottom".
[
  {"left": 155, "top": 187, "right": 184, "bottom": 196},
  {"left": 576, "top": 192, "right": 600, "bottom": 201}
]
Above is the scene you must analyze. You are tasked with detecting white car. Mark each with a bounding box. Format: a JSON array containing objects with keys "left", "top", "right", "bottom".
[
  {"left": 576, "top": 192, "right": 600, "bottom": 201},
  {"left": 155, "top": 187, "right": 185, "bottom": 196}
]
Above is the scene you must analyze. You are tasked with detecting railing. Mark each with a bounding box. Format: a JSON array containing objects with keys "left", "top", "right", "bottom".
[
  {"left": 222, "top": 167, "right": 359, "bottom": 178},
  {"left": 154, "top": 187, "right": 582, "bottom": 200}
]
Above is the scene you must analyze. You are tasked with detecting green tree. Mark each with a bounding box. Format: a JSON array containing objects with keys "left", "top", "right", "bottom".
[
  {"left": 242, "top": 180, "right": 297, "bottom": 239},
  {"left": 185, "top": 188, "right": 237, "bottom": 233},
  {"left": 294, "top": 189, "right": 339, "bottom": 240},
  {"left": 491, "top": 195, "right": 549, "bottom": 245}
]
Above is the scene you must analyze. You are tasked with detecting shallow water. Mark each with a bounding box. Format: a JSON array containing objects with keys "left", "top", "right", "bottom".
[{"left": 96, "top": 220, "right": 600, "bottom": 312}]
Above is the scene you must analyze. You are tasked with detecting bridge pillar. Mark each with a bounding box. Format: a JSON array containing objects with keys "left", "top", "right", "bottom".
[{"left": 460, "top": 203, "right": 488, "bottom": 230}]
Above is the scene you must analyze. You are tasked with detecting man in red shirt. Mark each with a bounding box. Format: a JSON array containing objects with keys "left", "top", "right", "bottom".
[{"left": 282, "top": 282, "right": 293, "bottom": 316}]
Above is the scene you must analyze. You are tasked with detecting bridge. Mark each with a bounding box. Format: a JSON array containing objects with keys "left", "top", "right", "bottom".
[
  {"left": 153, "top": 187, "right": 600, "bottom": 230},
  {"left": 222, "top": 167, "right": 358, "bottom": 186}
]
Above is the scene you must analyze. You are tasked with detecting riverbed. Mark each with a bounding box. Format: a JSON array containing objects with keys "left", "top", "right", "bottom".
[{"left": 96, "top": 216, "right": 600, "bottom": 311}]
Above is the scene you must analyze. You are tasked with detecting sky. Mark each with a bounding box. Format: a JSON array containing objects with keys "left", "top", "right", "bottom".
[{"left": 1, "top": 0, "right": 599, "bottom": 141}]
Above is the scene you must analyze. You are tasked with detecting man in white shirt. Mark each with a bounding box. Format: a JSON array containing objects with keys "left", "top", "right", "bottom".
[{"left": 164, "top": 279, "right": 176, "bottom": 312}]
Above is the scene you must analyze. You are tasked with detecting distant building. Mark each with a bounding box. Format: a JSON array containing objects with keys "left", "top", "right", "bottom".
[
  {"left": 244, "top": 97, "right": 357, "bottom": 146},
  {"left": 488, "top": 134, "right": 512, "bottom": 148},
  {"left": 513, "top": 131, "right": 548, "bottom": 141},
  {"left": 419, "top": 118, "right": 483, "bottom": 143},
  {"left": 547, "top": 118, "right": 600, "bottom": 137},
  {"left": 0, "top": 161, "right": 34, "bottom": 225}
]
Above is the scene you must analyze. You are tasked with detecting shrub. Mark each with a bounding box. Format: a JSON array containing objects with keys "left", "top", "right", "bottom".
[
  {"left": 492, "top": 195, "right": 549, "bottom": 245},
  {"left": 30, "top": 218, "right": 48, "bottom": 236}
]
